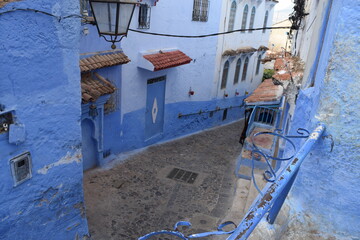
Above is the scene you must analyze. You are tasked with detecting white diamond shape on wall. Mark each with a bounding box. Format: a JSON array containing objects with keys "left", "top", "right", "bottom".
[{"left": 152, "top": 98, "right": 158, "bottom": 124}]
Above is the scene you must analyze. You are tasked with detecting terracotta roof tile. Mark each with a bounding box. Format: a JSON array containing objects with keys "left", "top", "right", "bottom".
[
  {"left": 273, "top": 72, "right": 292, "bottom": 81},
  {"left": 80, "top": 52, "right": 130, "bottom": 72},
  {"left": 222, "top": 47, "right": 257, "bottom": 57},
  {"left": 143, "top": 50, "right": 192, "bottom": 71},
  {"left": 245, "top": 79, "right": 283, "bottom": 103},
  {"left": 258, "top": 45, "right": 269, "bottom": 51},
  {"left": 274, "top": 59, "right": 287, "bottom": 71},
  {"left": 81, "top": 72, "right": 116, "bottom": 104}
]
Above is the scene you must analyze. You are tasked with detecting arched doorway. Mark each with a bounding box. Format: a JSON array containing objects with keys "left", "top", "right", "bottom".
[{"left": 81, "top": 118, "right": 99, "bottom": 171}]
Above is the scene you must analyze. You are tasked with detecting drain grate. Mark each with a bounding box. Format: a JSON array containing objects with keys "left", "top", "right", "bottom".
[{"left": 167, "top": 168, "right": 198, "bottom": 184}]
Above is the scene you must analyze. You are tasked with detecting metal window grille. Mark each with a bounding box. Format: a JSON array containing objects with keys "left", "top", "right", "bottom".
[
  {"left": 80, "top": 0, "right": 92, "bottom": 16},
  {"left": 192, "top": 0, "right": 210, "bottom": 22},
  {"left": 254, "top": 107, "right": 277, "bottom": 125},
  {"left": 249, "top": 7, "right": 256, "bottom": 32},
  {"left": 138, "top": 4, "right": 151, "bottom": 29},
  {"left": 263, "top": 11, "right": 269, "bottom": 33},
  {"left": 234, "top": 58, "right": 241, "bottom": 84},
  {"left": 221, "top": 61, "right": 229, "bottom": 89},
  {"left": 241, "top": 57, "right": 249, "bottom": 81},
  {"left": 256, "top": 55, "right": 261, "bottom": 75},
  {"left": 228, "top": 1, "right": 237, "bottom": 31},
  {"left": 241, "top": 5, "right": 249, "bottom": 31}
]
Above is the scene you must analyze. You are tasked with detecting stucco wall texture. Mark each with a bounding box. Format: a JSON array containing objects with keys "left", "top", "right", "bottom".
[
  {"left": 0, "top": 0, "right": 89, "bottom": 239},
  {"left": 289, "top": 0, "right": 360, "bottom": 237}
]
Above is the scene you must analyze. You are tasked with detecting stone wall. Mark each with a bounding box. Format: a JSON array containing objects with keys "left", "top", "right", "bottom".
[
  {"left": 288, "top": 0, "right": 360, "bottom": 237},
  {"left": 0, "top": 0, "right": 88, "bottom": 239}
]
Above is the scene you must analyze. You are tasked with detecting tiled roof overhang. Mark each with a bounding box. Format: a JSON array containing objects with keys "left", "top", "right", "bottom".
[
  {"left": 81, "top": 72, "right": 116, "bottom": 104},
  {"left": 222, "top": 47, "right": 257, "bottom": 57},
  {"left": 80, "top": 51, "right": 130, "bottom": 72},
  {"left": 245, "top": 79, "right": 283, "bottom": 104},
  {"left": 258, "top": 45, "right": 269, "bottom": 52},
  {"left": 141, "top": 50, "right": 192, "bottom": 71}
]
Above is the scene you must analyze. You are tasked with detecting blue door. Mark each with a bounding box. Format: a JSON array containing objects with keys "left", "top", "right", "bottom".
[
  {"left": 145, "top": 76, "right": 166, "bottom": 140},
  {"left": 81, "top": 119, "right": 98, "bottom": 171}
]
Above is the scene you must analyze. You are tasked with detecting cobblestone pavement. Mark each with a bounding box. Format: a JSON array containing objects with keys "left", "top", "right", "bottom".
[{"left": 84, "top": 120, "right": 244, "bottom": 240}]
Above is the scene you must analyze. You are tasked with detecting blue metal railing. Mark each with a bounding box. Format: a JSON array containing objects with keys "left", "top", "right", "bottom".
[{"left": 138, "top": 123, "right": 326, "bottom": 240}]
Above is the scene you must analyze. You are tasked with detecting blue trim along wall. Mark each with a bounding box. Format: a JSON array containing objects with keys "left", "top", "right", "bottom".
[
  {"left": 288, "top": 0, "right": 360, "bottom": 237},
  {"left": 0, "top": 0, "right": 89, "bottom": 239},
  {"left": 103, "top": 96, "right": 245, "bottom": 165}
]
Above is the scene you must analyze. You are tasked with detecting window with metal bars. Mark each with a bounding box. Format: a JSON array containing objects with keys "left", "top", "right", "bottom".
[
  {"left": 192, "top": 0, "right": 210, "bottom": 22},
  {"left": 228, "top": 1, "right": 237, "bottom": 31},
  {"left": 80, "top": 0, "right": 93, "bottom": 16},
  {"left": 234, "top": 58, "right": 241, "bottom": 84},
  {"left": 256, "top": 55, "right": 262, "bottom": 75},
  {"left": 241, "top": 57, "right": 249, "bottom": 81},
  {"left": 263, "top": 11, "right": 269, "bottom": 33},
  {"left": 221, "top": 61, "right": 229, "bottom": 89},
  {"left": 138, "top": 4, "right": 151, "bottom": 29},
  {"left": 241, "top": 5, "right": 249, "bottom": 32},
  {"left": 249, "top": 7, "right": 256, "bottom": 32}
]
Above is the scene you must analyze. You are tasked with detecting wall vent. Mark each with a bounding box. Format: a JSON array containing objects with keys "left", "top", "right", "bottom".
[
  {"left": 222, "top": 108, "right": 228, "bottom": 121},
  {"left": 10, "top": 152, "right": 32, "bottom": 187}
]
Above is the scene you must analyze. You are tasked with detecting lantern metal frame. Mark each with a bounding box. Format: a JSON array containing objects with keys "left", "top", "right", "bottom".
[{"left": 89, "top": 0, "right": 137, "bottom": 49}]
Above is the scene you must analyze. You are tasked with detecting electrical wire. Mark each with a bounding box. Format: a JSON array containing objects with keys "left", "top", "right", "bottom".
[
  {"left": 0, "top": 8, "right": 292, "bottom": 38},
  {"left": 128, "top": 26, "right": 292, "bottom": 38}
]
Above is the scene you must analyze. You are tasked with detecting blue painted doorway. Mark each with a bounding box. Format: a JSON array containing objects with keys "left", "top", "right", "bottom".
[
  {"left": 145, "top": 76, "right": 166, "bottom": 140},
  {"left": 81, "top": 119, "right": 98, "bottom": 171}
]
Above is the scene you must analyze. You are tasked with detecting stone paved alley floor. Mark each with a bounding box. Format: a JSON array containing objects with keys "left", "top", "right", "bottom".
[{"left": 84, "top": 120, "right": 244, "bottom": 240}]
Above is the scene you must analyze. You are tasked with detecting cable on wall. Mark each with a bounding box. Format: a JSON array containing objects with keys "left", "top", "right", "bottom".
[{"left": 128, "top": 26, "right": 292, "bottom": 38}]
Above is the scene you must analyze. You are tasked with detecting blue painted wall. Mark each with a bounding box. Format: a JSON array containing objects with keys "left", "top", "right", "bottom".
[
  {"left": 289, "top": 0, "right": 360, "bottom": 237},
  {"left": 0, "top": 0, "right": 88, "bottom": 239}
]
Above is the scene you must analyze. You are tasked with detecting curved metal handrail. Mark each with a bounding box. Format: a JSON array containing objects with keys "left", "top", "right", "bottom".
[
  {"left": 138, "top": 221, "right": 237, "bottom": 240},
  {"left": 250, "top": 128, "right": 310, "bottom": 194}
]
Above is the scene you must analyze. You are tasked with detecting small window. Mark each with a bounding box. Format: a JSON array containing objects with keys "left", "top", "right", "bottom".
[
  {"left": 249, "top": 7, "right": 256, "bottom": 32},
  {"left": 138, "top": 4, "right": 151, "bottom": 29},
  {"left": 234, "top": 58, "right": 241, "bottom": 84},
  {"left": 221, "top": 61, "right": 230, "bottom": 89},
  {"left": 241, "top": 57, "right": 249, "bottom": 81},
  {"left": 263, "top": 11, "right": 269, "bottom": 33},
  {"left": 192, "top": 0, "right": 210, "bottom": 22},
  {"left": 256, "top": 55, "right": 262, "bottom": 75},
  {"left": 241, "top": 5, "right": 249, "bottom": 32},
  {"left": 228, "top": 1, "right": 237, "bottom": 31}
]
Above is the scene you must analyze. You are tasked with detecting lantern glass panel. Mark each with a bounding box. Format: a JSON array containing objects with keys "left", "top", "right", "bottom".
[
  {"left": 117, "top": 3, "right": 135, "bottom": 34},
  {"left": 92, "top": 2, "right": 118, "bottom": 34}
]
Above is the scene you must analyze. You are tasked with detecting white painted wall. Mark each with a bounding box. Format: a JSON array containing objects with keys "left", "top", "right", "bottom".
[
  {"left": 268, "top": 19, "right": 292, "bottom": 52},
  {"left": 121, "top": 0, "right": 276, "bottom": 116},
  {"left": 121, "top": 0, "right": 223, "bottom": 115},
  {"left": 213, "top": 0, "right": 277, "bottom": 99},
  {"left": 291, "top": 0, "right": 329, "bottom": 86}
]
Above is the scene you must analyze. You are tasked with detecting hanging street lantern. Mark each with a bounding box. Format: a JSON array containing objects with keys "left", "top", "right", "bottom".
[{"left": 89, "top": 0, "right": 137, "bottom": 49}]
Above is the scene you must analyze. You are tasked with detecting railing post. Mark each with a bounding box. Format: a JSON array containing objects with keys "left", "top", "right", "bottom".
[{"left": 266, "top": 168, "right": 299, "bottom": 224}]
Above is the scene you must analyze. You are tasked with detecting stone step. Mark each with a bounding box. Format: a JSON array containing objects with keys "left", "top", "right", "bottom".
[
  {"left": 237, "top": 165, "right": 265, "bottom": 180},
  {"left": 244, "top": 174, "right": 267, "bottom": 212},
  {"left": 221, "top": 178, "right": 251, "bottom": 225}
]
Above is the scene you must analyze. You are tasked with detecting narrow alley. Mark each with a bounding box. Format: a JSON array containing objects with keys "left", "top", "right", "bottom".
[{"left": 84, "top": 120, "right": 244, "bottom": 239}]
